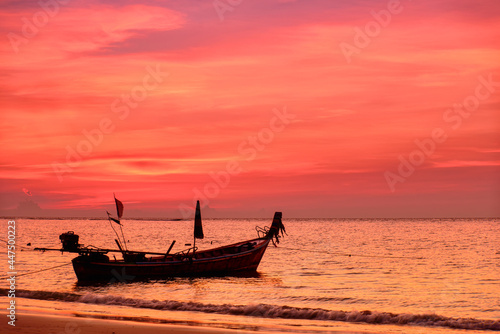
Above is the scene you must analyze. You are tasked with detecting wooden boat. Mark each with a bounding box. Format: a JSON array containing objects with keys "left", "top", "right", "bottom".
[{"left": 36, "top": 198, "right": 286, "bottom": 282}]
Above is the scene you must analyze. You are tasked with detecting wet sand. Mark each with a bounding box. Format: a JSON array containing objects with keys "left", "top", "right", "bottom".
[
  {"left": 1, "top": 312, "right": 270, "bottom": 334},
  {"left": 0, "top": 311, "right": 365, "bottom": 334}
]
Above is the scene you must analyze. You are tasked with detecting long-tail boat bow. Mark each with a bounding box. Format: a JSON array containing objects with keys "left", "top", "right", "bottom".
[{"left": 267, "top": 212, "right": 286, "bottom": 245}]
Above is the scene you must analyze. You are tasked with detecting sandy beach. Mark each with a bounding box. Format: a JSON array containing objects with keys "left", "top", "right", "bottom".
[
  {"left": 1, "top": 311, "right": 369, "bottom": 334},
  {"left": 0, "top": 312, "right": 277, "bottom": 334}
]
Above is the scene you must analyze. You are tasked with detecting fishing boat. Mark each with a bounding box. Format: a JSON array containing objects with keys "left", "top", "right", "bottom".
[{"left": 36, "top": 197, "right": 286, "bottom": 282}]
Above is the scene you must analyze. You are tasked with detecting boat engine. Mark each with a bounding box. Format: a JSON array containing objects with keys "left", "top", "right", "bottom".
[{"left": 59, "top": 231, "right": 80, "bottom": 251}]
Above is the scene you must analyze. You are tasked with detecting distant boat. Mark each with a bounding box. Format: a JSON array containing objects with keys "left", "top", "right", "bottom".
[{"left": 36, "top": 198, "right": 286, "bottom": 282}]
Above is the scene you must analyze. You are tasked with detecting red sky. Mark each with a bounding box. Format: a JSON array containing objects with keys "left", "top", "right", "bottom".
[{"left": 1, "top": 0, "right": 499, "bottom": 218}]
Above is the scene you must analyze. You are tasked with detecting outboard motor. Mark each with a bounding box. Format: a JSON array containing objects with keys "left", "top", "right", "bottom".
[{"left": 59, "top": 231, "right": 80, "bottom": 251}]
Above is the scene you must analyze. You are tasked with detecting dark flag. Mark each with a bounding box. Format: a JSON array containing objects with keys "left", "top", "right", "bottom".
[
  {"left": 106, "top": 211, "right": 122, "bottom": 225},
  {"left": 194, "top": 200, "right": 204, "bottom": 239},
  {"left": 114, "top": 193, "right": 124, "bottom": 218}
]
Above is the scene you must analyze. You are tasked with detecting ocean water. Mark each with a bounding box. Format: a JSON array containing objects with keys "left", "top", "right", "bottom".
[{"left": 1, "top": 218, "right": 499, "bottom": 333}]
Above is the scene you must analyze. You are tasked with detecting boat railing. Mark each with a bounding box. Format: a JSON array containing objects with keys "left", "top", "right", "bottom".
[
  {"left": 255, "top": 225, "right": 271, "bottom": 239},
  {"left": 174, "top": 246, "right": 198, "bottom": 260}
]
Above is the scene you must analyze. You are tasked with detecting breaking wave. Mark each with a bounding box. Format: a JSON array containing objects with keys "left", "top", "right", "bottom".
[{"left": 5, "top": 288, "right": 500, "bottom": 331}]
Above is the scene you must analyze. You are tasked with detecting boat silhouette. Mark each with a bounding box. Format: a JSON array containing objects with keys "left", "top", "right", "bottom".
[{"left": 36, "top": 197, "right": 285, "bottom": 282}]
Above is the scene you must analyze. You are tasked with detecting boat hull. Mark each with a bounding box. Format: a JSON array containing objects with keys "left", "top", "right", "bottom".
[{"left": 72, "top": 238, "right": 271, "bottom": 282}]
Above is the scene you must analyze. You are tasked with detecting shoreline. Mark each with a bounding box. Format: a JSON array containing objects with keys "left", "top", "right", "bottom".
[
  {"left": 0, "top": 311, "right": 369, "bottom": 334},
  {"left": 0, "top": 312, "right": 275, "bottom": 334}
]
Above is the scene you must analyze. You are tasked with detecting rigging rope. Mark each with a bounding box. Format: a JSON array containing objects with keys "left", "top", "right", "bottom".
[
  {"left": 278, "top": 246, "right": 424, "bottom": 260},
  {"left": 0, "top": 237, "right": 34, "bottom": 251},
  {"left": 0, "top": 262, "right": 72, "bottom": 279}
]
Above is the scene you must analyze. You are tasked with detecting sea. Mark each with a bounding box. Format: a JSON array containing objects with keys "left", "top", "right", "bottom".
[{"left": 1, "top": 218, "right": 499, "bottom": 333}]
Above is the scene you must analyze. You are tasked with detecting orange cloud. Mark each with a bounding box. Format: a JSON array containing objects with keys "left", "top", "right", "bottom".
[{"left": 1, "top": 0, "right": 499, "bottom": 218}]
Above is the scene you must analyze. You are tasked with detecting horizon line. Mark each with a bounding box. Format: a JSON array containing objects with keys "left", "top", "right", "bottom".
[{"left": 2, "top": 216, "right": 499, "bottom": 220}]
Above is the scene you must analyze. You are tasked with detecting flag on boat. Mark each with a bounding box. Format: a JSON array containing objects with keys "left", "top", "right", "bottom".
[
  {"left": 114, "top": 193, "right": 124, "bottom": 218},
  {"left": 106, "top": 211, "right": 122, "bottom": 225},
  {"left": 194, "top": 200, "right": 204, "bottom": 239}
]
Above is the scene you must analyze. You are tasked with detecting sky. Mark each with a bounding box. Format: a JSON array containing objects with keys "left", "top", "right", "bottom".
[{"left": 0, "top": 0, "right": 499, "bottom": 218}]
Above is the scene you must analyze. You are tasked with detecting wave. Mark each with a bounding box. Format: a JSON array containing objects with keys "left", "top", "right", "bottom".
[{"left": 4, "top": 288, "right": 500, "bottom": 331}]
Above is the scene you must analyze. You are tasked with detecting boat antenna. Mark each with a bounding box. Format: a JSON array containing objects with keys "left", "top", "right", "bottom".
[
  {"left": 118, "top": 223, "right": 127, "bottom": 250},
  {"left": 106, "top": 211, "right": 123, "bottom": 249},
  {"left": 113, "top": 193, "right": 128, "bottom": 251}
]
